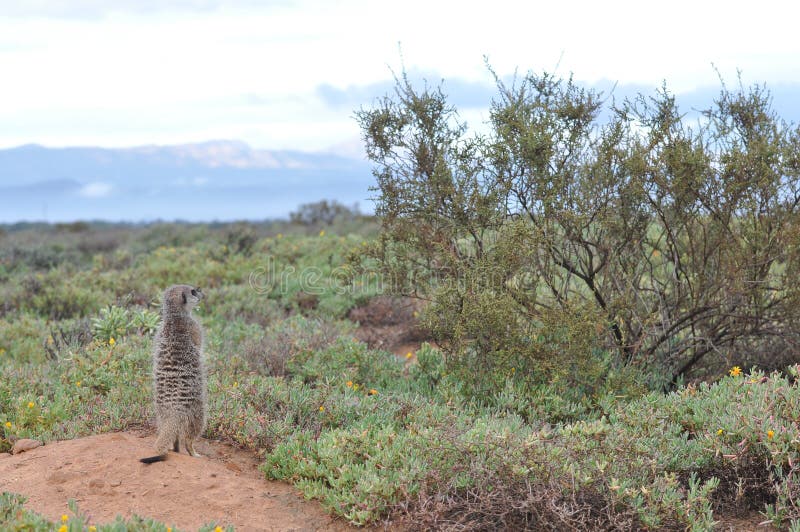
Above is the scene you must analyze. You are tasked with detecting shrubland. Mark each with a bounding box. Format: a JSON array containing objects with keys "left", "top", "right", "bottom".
[
  {"left": 0, "top": 217, "right": 796, "bottom": 529},
  {"left": 2, "top": 70, "right": 800, "bottom": 530}
]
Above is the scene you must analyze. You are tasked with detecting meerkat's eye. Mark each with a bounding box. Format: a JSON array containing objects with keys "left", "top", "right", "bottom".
[{"left": 191, "top": 289, "right": 198, "bottom": 297}]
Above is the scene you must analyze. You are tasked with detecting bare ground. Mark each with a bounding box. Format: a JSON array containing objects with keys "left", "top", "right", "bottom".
[
  {"left": 348, "top": 296, "right": 431, "bottom": 355},
  {"left": 0, "top": 431, "right": 354, "bottom": 532}
]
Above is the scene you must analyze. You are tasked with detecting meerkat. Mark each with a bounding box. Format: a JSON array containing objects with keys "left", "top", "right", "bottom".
[{"left": 140, "top": 285, "right": 206, "bottom": 464}]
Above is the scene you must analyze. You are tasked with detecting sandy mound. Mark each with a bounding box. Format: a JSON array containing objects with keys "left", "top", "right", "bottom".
[{"left": 0, "top": 431, "right": 353, "bottom": 531}]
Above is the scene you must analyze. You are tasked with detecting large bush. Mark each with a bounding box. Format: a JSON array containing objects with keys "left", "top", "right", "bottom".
[
  {"left": 356, "top": 71, "right": 800, "bottom": 394},
  {"left": 289, "top": 199, "right": 362, "bottom": 227}
]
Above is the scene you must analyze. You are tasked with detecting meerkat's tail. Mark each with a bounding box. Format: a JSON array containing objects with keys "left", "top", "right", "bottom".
[
  {"left": 140, "top": 414, "right": 184, "bottom": 464},
  {"left": 139, "top": 454, "right": 167, "bottom": 464}
]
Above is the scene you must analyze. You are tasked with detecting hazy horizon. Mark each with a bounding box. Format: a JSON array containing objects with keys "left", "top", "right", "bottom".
[{"left": 0, "top": 141, "right": 375, "bottom": 223}]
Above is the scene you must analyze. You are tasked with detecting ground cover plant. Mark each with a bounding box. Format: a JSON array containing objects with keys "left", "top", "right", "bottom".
[
  {"left": 2, "top": 73, "right": 800, "bottom": 530},
  {"left": 0, "top": 492, "right": 232, "bottom": 531},
  {"left": 0, "top": 217, "right": 797, "bottom": 530}
]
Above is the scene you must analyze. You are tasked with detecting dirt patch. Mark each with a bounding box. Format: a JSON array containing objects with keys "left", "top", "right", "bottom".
[
  {"left": 0, "top": 431, "right": 354, "bottom": 532},
  {"left": 348, "top": 296, "right": 432, "bottom": 355}
]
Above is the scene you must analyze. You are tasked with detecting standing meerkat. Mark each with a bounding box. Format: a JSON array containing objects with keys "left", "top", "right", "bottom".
[{"left": 140, "top": 284, "right": 206, "bottom": 464}]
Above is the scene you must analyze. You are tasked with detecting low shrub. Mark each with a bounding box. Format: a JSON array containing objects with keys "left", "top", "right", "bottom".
[
  {"left": 240, "top": 315, "right": 350, "bottom": 377},
  {"left": 3, "top": 223, "right": 799, "bottom": 530},
  {"left": 0, "top": 493, "right": 232, "bottom": 531}
]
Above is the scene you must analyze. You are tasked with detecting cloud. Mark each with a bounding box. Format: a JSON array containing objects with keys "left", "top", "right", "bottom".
[
  {"left": 1, "top": 0, "right": 290, "bottom": 19},
  {"left": 315, "top": 72, "right": 497, "bottom": 111},
  {"left": 78, "top": 182, "right": 113, "bottom": 197}
]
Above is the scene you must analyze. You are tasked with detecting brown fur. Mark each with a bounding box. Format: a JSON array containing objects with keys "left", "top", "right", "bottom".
[{"left": 140, "top": 285, "right": 206, "bottom": 464}]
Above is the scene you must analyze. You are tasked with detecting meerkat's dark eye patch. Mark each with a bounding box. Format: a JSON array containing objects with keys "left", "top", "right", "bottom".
[
  {"left": 182, "top": 292, "right": 187, "bottom": 304},
  {"left": 191, "top": 289, "right": 197, "bottom": 297}
]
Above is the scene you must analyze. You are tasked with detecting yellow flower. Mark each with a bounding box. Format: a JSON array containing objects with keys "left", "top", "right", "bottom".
[
  {"left": 716, "top": 429, "right": 723, "bottom": 436},
  {"left": 89, "top": 527, "right": 97, "bottom": 532},
  {"left": 58, "top": 526, "right": 67, "bottom": 532},
  {"left": 214, "top": 527, "right": 223, "bottom": 532},
  {"left": 729, "top": 366, "right": 742, "bottom": 377},
  {"left": 369, "top": 389, "right": 378, "bottom": 395},
  {"left": 346, "top": 381, "right": 353, "bottom": 388},
  {"left": 276, "top": 233, "right": 283, "bottom": 239},
  {"left": 0, "top": 348, "right": 6, "bottom": 355},
  {"left": 511, "top": 367, "right": 516, "bottom": 374},
  {"left": 319, "top": 405, "right": 325, "bottom": 412},
  {"left": 353, "top": 384, "right": 359, "bottom": 391},
  {"left": 76, "top": 381, "right": 82, "bottom": 387},
  {"left": 319, "top": 230, "right": 325, "bottom": 237},
  {"left": 4, "top": 421, "right": 11, "bottom": 428},
  {"left": 405, "top": 352, "right": 413, "bottom": 359},
  {"left": 61, "top": 514, "right": 69, "bottom": 522},
  {"left": 652, "top": 250, "right": 660, "bottom": 257},
  {"left": 167, "top": 528, "right": 172, "bottom": 532},
  {"left": 27, "top": 401, "right": 34, "bottom": 409},
  {"left": 233, "top": 381, "right": 238, "bottom": 388},
  {"left": 767, "top": 430, "right": 775, "bottom": 440},
  {"left": 109, "top": 337, "right": 116, "bottom": 346}
]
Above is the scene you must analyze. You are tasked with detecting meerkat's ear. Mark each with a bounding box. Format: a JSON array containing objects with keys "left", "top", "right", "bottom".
[{"left": 182, "top": 292, "right": 187, "bottom": 305}]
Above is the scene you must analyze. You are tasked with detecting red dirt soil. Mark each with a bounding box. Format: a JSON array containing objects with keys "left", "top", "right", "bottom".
[{"left": 0, "top": 431, "right": 354, "bottom": 531}]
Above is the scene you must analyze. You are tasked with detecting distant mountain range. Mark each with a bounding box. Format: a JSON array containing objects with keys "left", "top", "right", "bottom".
[{"left": 0, "top": 141, "right": 375, "bottom": 222}]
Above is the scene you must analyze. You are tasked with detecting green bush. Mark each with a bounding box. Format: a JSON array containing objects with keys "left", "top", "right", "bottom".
[
  {"left": 91, "top": 306, "right": 131, "bottom": 343},
  {"left": 255, "top": 363, "right": 800, "bottom": 529},
  {"left": 130, "top": 308, "right": 160, "bottom": 336},
  {"left": 289, "top": 199, "right": 362, "bottom": 227},
  {"left": 356, "top": 69, "right": 800, "bottom": 398},
  {"left": 241, "top": 315, "right": 350, "bottom": 377},
  {"left": 0, "top": 313, "right": 49, "bottom": 363}
]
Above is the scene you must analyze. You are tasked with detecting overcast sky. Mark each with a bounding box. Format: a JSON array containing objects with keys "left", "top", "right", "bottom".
[{"left": 1, "top": 0, "right": 799, "bottom": 157}]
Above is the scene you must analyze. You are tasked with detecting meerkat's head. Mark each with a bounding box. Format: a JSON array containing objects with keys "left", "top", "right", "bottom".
[{"left": 162, "top": 284, "right": 204, "bottom": 313}]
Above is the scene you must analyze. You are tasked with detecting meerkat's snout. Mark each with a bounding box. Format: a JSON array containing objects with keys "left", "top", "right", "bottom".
[{"left": 182, "top": 286, "right": 203, "bottom": 308}]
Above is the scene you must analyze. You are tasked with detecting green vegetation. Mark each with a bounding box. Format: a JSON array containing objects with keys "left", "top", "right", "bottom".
[
  {"left": 356, "top": 70, "right": 800, "bottom": 399},
  {"left": 2, "top": 72, "right": 800, "bottom": 530},
  {"left": 0, "top": 215, "right": 796, "bottom": 529},
  {"left": 0, "top": 493, "right": 231, "bottom": 531}
]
